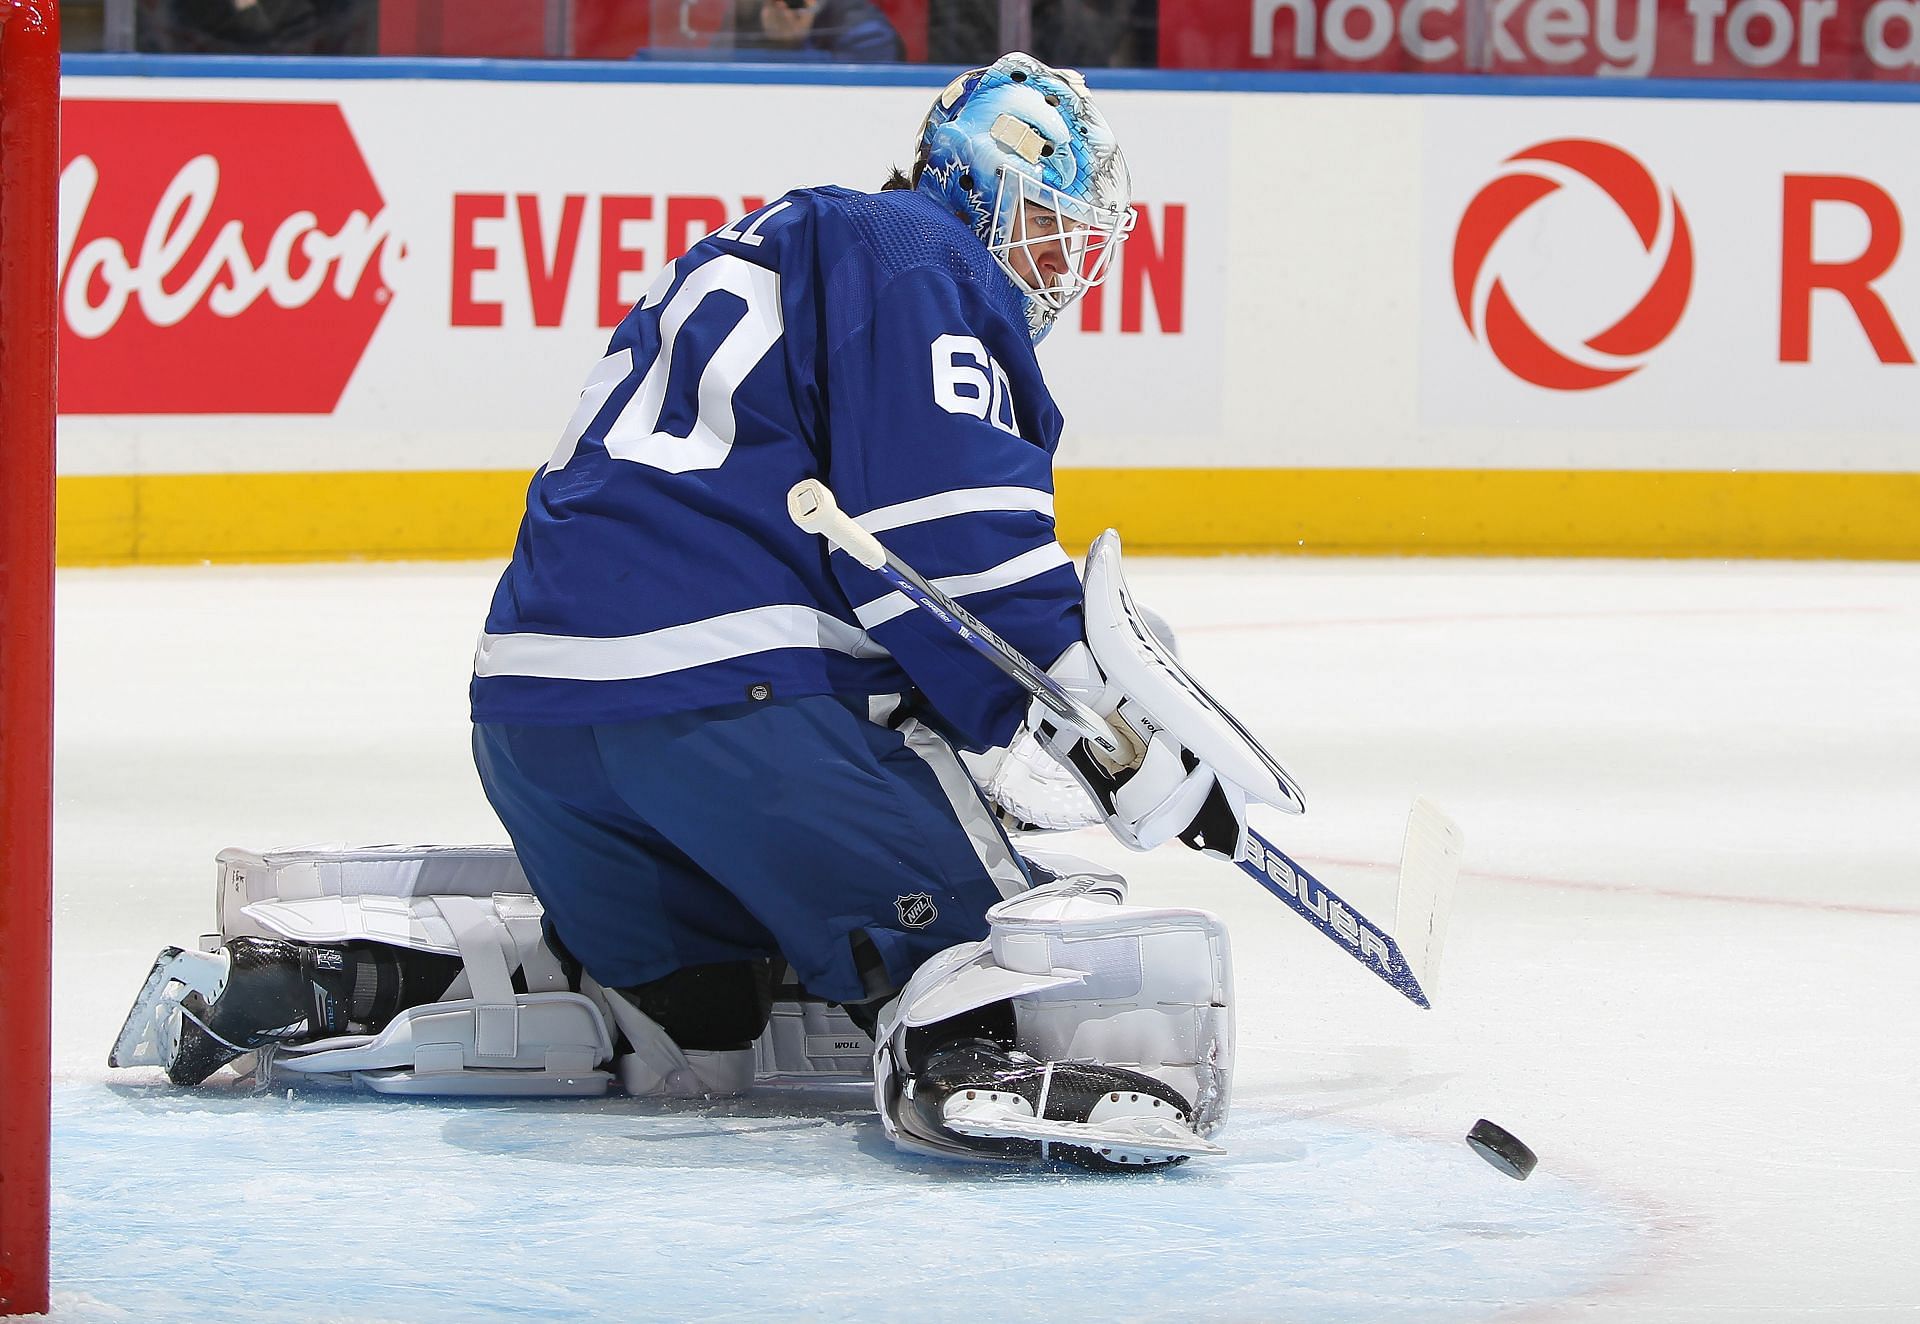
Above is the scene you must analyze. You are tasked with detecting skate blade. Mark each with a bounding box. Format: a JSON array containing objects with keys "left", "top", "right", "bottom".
[
  {"left": 945, "top": 1095, "right": 1225, "bottom": 1160},
  {"left": 108, "top": 946, "right": 230, "bottom": 1069}
]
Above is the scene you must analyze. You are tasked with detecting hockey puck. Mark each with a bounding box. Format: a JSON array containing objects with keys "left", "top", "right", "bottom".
[{"left": 1466, "top": 1118, "right": 1537, "bottom": 1180}]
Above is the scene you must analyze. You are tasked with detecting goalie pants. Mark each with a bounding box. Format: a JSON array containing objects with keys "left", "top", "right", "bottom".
[{"left": 472, "top": 694, "right": 1029, "bottom": 1007}]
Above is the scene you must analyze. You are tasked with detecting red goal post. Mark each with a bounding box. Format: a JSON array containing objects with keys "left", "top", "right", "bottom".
[{"left": 0, "top": 0, "right": 58, "bottom": 1315}]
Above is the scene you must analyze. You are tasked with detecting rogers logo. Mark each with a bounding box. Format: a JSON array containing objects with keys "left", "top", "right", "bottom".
[
  {"left": 1452, "top": 139, "right": 1693, "bottom": 391},
  {"left": 58, "top": 100, "right": 399, "bottom": 415}
]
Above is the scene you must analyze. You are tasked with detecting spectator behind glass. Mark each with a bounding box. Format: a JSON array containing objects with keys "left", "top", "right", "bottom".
[
  {"left": 723, "top": 0, "right": 905, "bottom": 62},
  {"left": 928, "top": 0, "right": 1154, "bottom": 67},
  {"left": 140, "top": 0, "right": 376, "bottom": 53}
]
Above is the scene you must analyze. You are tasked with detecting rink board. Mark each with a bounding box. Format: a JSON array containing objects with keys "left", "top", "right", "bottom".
[
  {"left": 52, "top": 61, "right": 1920, "bottom": 561},
  {"left": 54, "top": 466, "right": 1920, "bottom": 562}
]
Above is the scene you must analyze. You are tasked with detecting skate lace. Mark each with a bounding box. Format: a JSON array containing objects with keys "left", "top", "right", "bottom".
[
  {"left": 176, "top": 1004, "right": 253, "bottom": 1056},
  {"left": 1034, "top": 1060, "right": 1057, "bottom": 1164}
]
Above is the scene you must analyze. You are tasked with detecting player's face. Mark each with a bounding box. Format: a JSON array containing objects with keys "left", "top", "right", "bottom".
[{"left": 1006, "top": 200, "right": 1071, "bottom": 293}]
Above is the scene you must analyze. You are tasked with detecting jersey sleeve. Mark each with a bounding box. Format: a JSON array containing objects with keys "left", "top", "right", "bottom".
[{"left": 821, "top": 262, "right": 1083, "bottom": 751}]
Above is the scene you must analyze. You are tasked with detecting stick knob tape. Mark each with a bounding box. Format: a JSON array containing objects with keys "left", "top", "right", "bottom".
[{"left": 788, "top": 480, "right": 888, "bottom": 570}]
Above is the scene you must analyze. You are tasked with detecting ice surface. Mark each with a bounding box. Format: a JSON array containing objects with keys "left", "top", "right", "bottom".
[
  {"left": 46, "top": 556, "right": 1920, "bottom": 1321},
  {"left": 50, "top": 1083, "right": 1636, "bottom": 1323}
]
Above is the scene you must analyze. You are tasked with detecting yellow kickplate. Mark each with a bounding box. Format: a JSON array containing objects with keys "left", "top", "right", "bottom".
[{"left": 54, "top": 467, "right": 1920, "bottom": 565}]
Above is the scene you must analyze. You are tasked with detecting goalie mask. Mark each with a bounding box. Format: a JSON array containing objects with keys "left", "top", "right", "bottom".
[{"left": 916, "top": 51, "right": 1135, "bottom": 342}]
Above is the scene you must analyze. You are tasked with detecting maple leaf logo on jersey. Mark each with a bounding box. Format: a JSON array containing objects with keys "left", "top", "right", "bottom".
[{"left": 57, "top": 99, "right": 401, "bottom": 415}]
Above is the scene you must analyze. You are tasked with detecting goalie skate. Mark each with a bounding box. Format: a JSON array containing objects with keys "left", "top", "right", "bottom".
[
  {"left": 903, "top": 1042, "right": 1216, "bottom": 1171},
  {"left": 109, "top": 944, "right": 233, "bottom": 1076},
  {"left": 943, "top": 1089, "right": 1225, "bottom": 1165}
]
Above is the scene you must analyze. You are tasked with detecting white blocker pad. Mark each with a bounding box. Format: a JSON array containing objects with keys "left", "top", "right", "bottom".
[
  {"left": 877, "top": 877, "right": 1235, "bottom": 1139},
  {"left": 967, "top": 601, "right": 1184, "bottom": 838},
  {"left": 1047, "top": 532, "right": 1307, "bottom": 859}
]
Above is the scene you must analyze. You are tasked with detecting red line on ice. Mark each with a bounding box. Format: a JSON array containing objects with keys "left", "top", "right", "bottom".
[
  {"left": 1182, "top": 604, "right": 1891, "bottom": 634},
  {"left": 1301, "top": 852, "right": 1920, "bottom": 918}
]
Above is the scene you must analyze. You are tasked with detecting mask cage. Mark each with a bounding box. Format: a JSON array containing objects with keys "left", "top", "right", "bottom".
[{"left": 986, "top": 168, "right": 1137, "bottom": 320}]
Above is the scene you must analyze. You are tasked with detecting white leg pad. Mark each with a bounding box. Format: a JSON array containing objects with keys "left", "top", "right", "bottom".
[
  {"left": 254, "top": 891, "right": 615, "bottom": 1097},
  {"left": 754, "top": 1000, "right": 873, "bottom": 1081},
  {"left": 876, "top": 875, "right": 1235, "bottom": 1141},
  {"left": 201, "top": 843, "right": 872, "bottom": 1095},
  {"left": 215, "top": 844, "right": 529, "bottom": 943},
  {"left": 265, "top": 994, "right": 614, "bottom": 1097}
]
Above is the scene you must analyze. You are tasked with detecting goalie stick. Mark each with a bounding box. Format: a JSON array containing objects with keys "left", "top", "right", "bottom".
[
  {"left": 789, "top": 480, "right": 1124, "bottom": 759},
  {"left": 787, "top": 479, "right": 1462, "bottom": 1008}
]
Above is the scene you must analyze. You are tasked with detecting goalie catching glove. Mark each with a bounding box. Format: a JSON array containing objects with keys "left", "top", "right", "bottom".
[{"left": 1031, "top": 531, "right": 1306, "bottom": 861}]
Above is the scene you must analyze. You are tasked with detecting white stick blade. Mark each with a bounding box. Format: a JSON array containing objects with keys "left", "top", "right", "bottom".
[{"left": 1393, "top": 797, "right": 1464, "bottom": 1005}]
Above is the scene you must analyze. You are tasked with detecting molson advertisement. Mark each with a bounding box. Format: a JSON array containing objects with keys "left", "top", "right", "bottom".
[
  {"left": 53, "top": 77, "right": 1207, "bottom": 486},
  {"left": 59, "top": 99, "right": 400, "bottom": 416}
]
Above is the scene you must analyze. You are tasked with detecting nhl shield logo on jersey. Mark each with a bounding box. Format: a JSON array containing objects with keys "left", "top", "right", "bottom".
[{"left": 895, "top": 892, "right": 938, "bottom": 930}]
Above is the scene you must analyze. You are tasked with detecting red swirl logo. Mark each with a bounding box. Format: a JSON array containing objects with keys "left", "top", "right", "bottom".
[{"left": 1453, "top": 139, "right": 1692, "bottom": 391}]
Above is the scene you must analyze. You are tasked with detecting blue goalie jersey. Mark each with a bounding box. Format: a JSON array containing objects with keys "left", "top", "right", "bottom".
[{"left": 470, "top": 186, "right": 1084, "bottom": 751}]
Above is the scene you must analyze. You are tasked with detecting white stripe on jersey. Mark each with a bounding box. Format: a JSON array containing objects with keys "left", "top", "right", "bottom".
[
  {"left": 854, "top": 486, "right": 1054, "bottom": 535},
  {"left": 894, "top": 716, "right": 1030, "bottom": 901},
  {"left": 852, "top": 543, "right": 1074, "bottom": 629},
  {"left": 474, "top": 604, "right": 889, "bottom": 682}
]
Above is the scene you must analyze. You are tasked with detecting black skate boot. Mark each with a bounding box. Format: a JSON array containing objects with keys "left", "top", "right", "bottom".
[
  {"left": 165, "top": 938, "right": 370, "bottom": 1086},
  {"left": 112, "top": 937, "right": 467, "bottom": 1086},
  {"left": 902, "top": 1038, "right": 1210, "bottom": 1172}
]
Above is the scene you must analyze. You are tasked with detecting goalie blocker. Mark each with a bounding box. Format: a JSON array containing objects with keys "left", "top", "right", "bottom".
[
  {"left": 1030, "top": 530, "right": 1306, "bottom": 861},
  {"left": 787, "top": 478, "right": 1305, "bottom": 864}
]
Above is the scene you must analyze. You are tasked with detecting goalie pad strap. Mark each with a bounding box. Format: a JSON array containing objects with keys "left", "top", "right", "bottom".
[{"left": 430, "top": 897, "right": 519, "bottom": 1059}]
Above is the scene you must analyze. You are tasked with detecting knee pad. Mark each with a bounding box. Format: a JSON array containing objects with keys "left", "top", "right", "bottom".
[
  {"left": 590, "top": 961, "right": 773, "bottom": 1099},
  {"left": 615, "top": 961, "right": 773, "bottom": 1051}
]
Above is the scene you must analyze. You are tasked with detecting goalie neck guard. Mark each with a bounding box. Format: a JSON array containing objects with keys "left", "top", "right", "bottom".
[{"left": 915, "top": 51, "right": 1135, "bottom": 342}]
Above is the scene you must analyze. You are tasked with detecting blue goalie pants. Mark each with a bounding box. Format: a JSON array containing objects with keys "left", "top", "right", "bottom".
[{"left": 472, "top": 695, "right": 1030, "bottom": 1006}]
